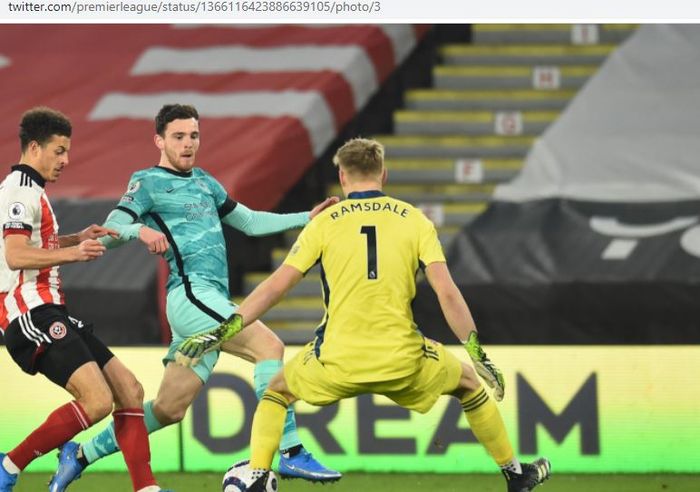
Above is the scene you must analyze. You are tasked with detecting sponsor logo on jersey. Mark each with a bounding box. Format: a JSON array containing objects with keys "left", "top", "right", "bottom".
[
  {"left": 126, "top": 180, "right": 141, "bottom": 194},
  {"left": 49, "top": 321, "right": 67, "bottom": 340},
  {"left": 8, "top": 201, "right": 25, "bottom": 220}
]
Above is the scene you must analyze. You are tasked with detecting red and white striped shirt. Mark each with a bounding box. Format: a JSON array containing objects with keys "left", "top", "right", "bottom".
[{"left": 0, "top": 164, "right": 64, "bottom": 330}]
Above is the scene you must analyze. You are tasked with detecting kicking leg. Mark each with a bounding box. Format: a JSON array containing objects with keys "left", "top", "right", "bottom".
[{"left": 78, "top": 361, "right": 203, "bottom": 465}]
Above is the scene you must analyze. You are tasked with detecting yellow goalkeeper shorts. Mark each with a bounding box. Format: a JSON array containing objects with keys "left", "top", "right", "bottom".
[{"left": 284, "top": 337, "right": 462, "bottom": 414}]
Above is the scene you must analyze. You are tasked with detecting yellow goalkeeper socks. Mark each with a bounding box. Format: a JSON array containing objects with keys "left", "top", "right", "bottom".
[
  {"left": 250, "top": 390, "right": 289, "bottom": 470},
  {"left": 461, "top": 386, "right": 515, "bottom": 466}
]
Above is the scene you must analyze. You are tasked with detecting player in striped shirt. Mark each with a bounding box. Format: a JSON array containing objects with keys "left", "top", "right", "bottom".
[{"left": 0, "top": 107, "right": 172, "bottom": 492}]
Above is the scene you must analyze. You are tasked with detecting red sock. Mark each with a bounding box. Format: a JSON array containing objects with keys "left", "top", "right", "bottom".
[
  {"left": 8, "top": 401, "right": 90, "bottom": 470},
  {"left": 114, "top": 408, "right": 157, "bottom": 491}
]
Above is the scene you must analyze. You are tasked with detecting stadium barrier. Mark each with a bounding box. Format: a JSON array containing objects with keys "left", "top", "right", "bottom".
[{"left": 1, "top": 346, "right": 697, "bottom": 473}]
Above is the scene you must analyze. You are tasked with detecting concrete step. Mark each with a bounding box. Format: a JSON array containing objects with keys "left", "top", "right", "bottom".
[
  {"left": 377, "top": 134, "right": 535, "bottom": 158},
  {"left": 440, "top": 43, "right": 616, "bottom": 65},
  {"left": 394, "top": 109, "right": 558, "bottom": 136},
  {"left": 405, "top": 89, "right": 575, "bottom": 111},
  {"left": 386, "top": 157, "right": 522, "bottom": 183},
  {"left": 434, "top": 64, "right": 598, "bottom": 90},
  {"left": 472, "top": 24, "right": 637, "bottom": 44}
]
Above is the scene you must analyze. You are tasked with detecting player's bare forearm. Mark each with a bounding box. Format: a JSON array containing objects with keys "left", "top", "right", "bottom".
[
  {"left": 177, "top": 265, "right": 303, "bottom": 368},
  {"left": 59, "top": 224, "right": 119, "bottom": 248},
  {"left": 58, "top": 233, "right": 80, "bottom": 248},
  {"left": 4, "top": 235, "right": 105, "bottom": 270},
  {"left": 238, "top": 265, "right": 303, "bottom": 327}
]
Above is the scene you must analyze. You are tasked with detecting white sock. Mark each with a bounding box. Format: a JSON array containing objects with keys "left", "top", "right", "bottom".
[
  {"left": 500, "top": 458, "right": 522, "bottom": 474},
  {"left": 2, "top": 455, "right": 20, "bottom": 475},
  {"left": 136, "top": 486, "right": 161, "bottom": 492}
]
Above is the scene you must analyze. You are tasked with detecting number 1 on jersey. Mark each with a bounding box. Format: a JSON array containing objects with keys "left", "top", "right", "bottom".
[{"left": 360, "top": 225, "right": 378, "bottom": 280}]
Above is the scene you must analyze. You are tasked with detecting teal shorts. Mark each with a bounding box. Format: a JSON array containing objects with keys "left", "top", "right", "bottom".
[{"left": 164, "top": 283, "right": 238, "bottom": 383}]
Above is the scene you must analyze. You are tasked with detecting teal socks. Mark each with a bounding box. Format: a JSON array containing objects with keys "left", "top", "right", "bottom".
[{"left": 82, "top": 400, "right": 164, "bottom": 464}]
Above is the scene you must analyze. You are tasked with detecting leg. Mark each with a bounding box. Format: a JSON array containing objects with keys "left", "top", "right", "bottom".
[
  {"left": 81, "top": 360, "right": 203, "bottom": 462},
  {"left": 7, "top": 361, "right": 110, "bottom": 472},
  {"left": 448, "top": 361, "right": 516, "bottom": 467},
  {"left": 50, "top": 320, "right": 163, "bottom": 492},
  {"left": 250, "top": 370, "right": 296, "bottom": 471},
  {"left": 101, "top": 357, "right": 158, "bottom": 492},
  {"left": 151, "top": 361, "right": 205, "bottom": 425},
  {"left": 222, "top": 322, "right": 341, "bottom": 482},
  {"left": 222, "top": 321, "right": 301, "bottom": 449},
  {"left": 448, "top": 361, "right": 551, "bottom": 491}
]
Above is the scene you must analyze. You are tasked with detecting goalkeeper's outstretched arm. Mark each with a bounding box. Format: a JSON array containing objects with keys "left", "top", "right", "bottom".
[
  {"left": 175, "top": 264, "right": 303, "bottom": 367},
  {"left": 237, "top": 264, "right": 304, "bottom": 326},
  {"left": 424, "top": 261, "right": 505, "bottom": 401}
]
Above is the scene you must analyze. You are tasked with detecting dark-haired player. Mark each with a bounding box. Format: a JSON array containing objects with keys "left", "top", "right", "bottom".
[{"left": 0, "top": 107, "right": 171, "bottom": 492}]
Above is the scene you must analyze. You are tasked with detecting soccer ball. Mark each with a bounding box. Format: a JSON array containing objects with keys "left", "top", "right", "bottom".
[{"left": 222, "top": 459, "right": 278, "bottom": 492}]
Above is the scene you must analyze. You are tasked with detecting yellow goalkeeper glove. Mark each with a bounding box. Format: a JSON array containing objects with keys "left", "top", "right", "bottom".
[
  {"left": 175, "top": 313, "right": 243, "bottom": 367},
  {"left": 464, "top": 331, "right": 505, "bottom": 401}
]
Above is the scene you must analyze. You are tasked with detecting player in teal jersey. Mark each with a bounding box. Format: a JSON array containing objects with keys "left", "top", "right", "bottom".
[{"left": 48, "top": 104, "right": 341, "bottom": 492}]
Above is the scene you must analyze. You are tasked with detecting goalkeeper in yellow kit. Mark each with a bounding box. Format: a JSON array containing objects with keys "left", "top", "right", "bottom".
[{"left": 177, "top": 138, "right": 552, "bottom": 492}]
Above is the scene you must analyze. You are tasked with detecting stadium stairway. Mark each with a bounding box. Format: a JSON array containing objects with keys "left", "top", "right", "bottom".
[{"left": 240, "top": 24, "right": 638, "bottom": 343}]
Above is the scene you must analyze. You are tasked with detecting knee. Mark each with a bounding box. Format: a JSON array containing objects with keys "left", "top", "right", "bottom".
[
  {"left": 153, "top": 399, "right": 186, "bottom": 425},
  {"left": 82, "top": 387, "right": 114, "bottom": 423},
  {"left": 116, "top": 377, "right": 145, "bottom": 408},
  {"left": 130, "top": 380, "right": 145, "bottom": 405},
  {"left": 254, "top": 329, "right": 284, "bottom": 362},
  {"left": 266, "top": 372, "right": 292, "bottom": 401},
  {"left": 454, "top": 363, "right": 481, "bottom": 396}
]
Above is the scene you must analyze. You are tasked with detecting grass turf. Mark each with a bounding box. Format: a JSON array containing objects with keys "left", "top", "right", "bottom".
[{"left": 13, "top": 472, "right": 699, "bottom": 491}]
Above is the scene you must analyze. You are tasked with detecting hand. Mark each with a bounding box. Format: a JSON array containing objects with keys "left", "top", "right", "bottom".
[
  {"left": 78, "top": 224, "right": 119, "bottom": 241},
  {"left": 464, "top": 331, "right": 505, "bottom": 401},
  {"left": 309, "top": 196, "right": 340, "bottom": 219},
  {"left": 73, "top": 239, "right": 106, "bottom": 262},
  {"left": 175, "top": 314, "right": 243, "bottom": 367},
  {"left": 138, "top": 226, "right": 169, "bottom": 255}
]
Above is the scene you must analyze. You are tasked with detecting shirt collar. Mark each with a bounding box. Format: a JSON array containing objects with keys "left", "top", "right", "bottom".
[
  {"left": 154, "top": 165, "right": 193, "bottom": 178},
  {"left": 347, "top": 190, "right": 385, "bottom": 199},
  {"left": 12, "top": 164, "right": 46, "bottom": 188}
]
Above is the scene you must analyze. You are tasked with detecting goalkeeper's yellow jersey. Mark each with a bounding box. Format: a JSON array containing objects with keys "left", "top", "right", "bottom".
[{"left": 284, "top": 190, "right": 446, "bottom": 383}]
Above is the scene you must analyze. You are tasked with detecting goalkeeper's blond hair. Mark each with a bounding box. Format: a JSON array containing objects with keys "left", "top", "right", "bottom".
[{"left": 332, "top": 138, "right": 384, "bottom": 178}]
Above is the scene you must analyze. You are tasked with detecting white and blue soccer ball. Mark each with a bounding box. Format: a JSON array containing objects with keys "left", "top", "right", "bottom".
[{"left": 222, "top": 459, "right": 278, "bottom": 492}]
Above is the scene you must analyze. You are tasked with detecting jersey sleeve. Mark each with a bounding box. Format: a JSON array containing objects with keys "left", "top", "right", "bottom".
[
  {"left": 417, "top": 213, "right": 446, "bottom": 268},
  {"left": 115, "top": 173, "right": 153, "bottom": 220},
  {"left": 283, "top": 218, "right": 323, "bottom": 274},
  {"left": 222, "top": 202, "right": 309, "bottom": 236},
  {"left": 1, "top": 185, "right": 38, "bottom": 238}
]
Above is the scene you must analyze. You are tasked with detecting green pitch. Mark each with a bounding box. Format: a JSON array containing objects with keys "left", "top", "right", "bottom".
[{"left": 13, "top": 473, "right": 699, "bottom": 491}]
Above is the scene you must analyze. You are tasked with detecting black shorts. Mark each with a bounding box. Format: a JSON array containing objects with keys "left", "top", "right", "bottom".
[{"left": 3, "top": 304, "right": 114, "bottom": 388}]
